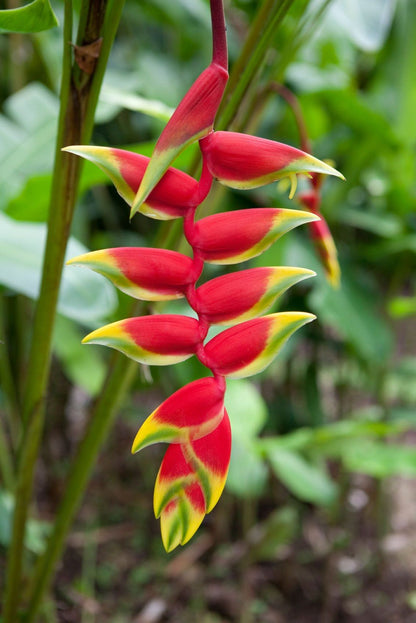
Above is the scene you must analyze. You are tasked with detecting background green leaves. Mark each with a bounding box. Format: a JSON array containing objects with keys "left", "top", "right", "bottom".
[{"left": 0, "top": 0, "right": 58, "bottom": 34}]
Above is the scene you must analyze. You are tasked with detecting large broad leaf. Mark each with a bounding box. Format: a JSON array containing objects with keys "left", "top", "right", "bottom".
[
  {"left": 0, "top": 0, "right": 58, "bottom": 33},
  {"left": 225, "top": 380, "right": 269, "bottom": 497},
  {"left": 5, "top": 140, "right": 199, "bottom": 222},
  {"left": 98, "top": 85, "right": 174, "bottom": 123},
  {"left": 0, "top": 213, "right": 117, "bottom": 324},
  {"left": 0, "top": 83, "right": 58, "bottom": 208},
  {"left": 265, "top": 445, "right": 338, "bottom": 506},
  {"left": 225, "top": 380, "right": 268, "bottom": 439},
  {"left": 325, "top": 0, "right": 397, "bottom": 53},
  {"left": 226, "top": 437, "right": 268, "bottom": 498},
  {"left": 53, "top": 316, "right": 107, "bottom": 396},
  {"left": 340, "top": 440, "right": 416, "bottom": 478}
]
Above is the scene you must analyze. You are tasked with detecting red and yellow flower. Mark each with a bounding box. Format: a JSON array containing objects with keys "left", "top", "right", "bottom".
[{"left": 67, "top": 0, "right": 343, "bottom": 550}]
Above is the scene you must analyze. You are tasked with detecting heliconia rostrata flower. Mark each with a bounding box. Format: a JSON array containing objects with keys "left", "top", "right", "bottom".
[{"left": 67, "top": 0, "right": 343, "bottom": 551}]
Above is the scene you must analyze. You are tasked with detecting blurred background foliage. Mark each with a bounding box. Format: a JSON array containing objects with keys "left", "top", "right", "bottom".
[{"left": 1, "top": 0, "right": 416, "bottom": 621}]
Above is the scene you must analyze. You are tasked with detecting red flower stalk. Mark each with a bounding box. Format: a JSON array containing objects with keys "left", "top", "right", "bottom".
[
  {"left": 298, "top": 182, "right": 341, "bottom": 287},
  {"left": 273, "top": 84, "right": 341, "bottom": 286},
  {"left": 67, "top": 0, "right": 343, "bottom": 550},
  {"left": 131, "top": 0, "right": 229, "bottom": 217}
]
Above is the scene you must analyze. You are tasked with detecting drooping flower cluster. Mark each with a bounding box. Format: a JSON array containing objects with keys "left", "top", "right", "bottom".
[
  {"left": 67, "top": 0, "right": 343, "bottom": 551},
  {"left": 297, "top": 170, "right": 341, "bottom": 287}
]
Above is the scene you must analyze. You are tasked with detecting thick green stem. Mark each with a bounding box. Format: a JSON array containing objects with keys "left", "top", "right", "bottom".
[
  {"left": 0, "top": 294, "right": 20, "bottom": 449},
  {"left": 24, "top": 354, "right": 137, "bottom": 623},
  {"left": 0, "top": 421, "right": 14, "bottom": 490},
  {"left": 2, "top": 1, "right": 125, "bottom": 620}
]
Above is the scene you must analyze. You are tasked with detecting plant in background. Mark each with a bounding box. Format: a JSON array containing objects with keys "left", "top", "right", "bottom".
[
  {"left": 274, "top": 84, "right": 341, "bottom": 287},
  {"left": 66, "top": 0, "right": 343, "bottom": 551}
]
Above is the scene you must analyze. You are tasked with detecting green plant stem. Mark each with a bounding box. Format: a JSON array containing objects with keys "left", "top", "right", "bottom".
[
  {"left": 0, "top": 420, "right": 14, "bottom": 490},
  {"left": 217, "top": 0, "right": 294, "bottom": 130},
  {"left": 0, "top": 295, "right": 20, "bottom": 448},
  {"left": 273, "top": 0, "right": 333, "bottom": 81},
  {"left": 24, "top": 353, "right": 137, "bottom": 623},
  {"left": 2, "top": 1, "right": 125, "bottom": 621},
  {"left": 218, "top": 0, "right": 276, "bottom": 108}
]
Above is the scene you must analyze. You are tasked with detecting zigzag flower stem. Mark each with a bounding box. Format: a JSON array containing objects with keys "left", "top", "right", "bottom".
[{"left": 67, "top": 0, "right": 344, "bottom": 551}]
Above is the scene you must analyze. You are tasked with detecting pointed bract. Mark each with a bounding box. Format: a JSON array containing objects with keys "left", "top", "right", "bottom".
[
  {"left": 193, "top": 208, "right": 319, "bottom": 264},
  {"left": 309, "top": 218, "right": 341, "bottom": 288},
  {"left": 184, "top": 409, "right": 231, "bottom": 513},
  {"left": 200, "top": 131, "right": 344, "bottom": 190},
  {"left": 82, "top": 315, "right": 200, "bottom": 365},
  {"left": 63, "top": 145, "right": 198, "bottom": 220},
  {"left": 154, "top": 411, "right": 231, "bottom": 520},
  {"left": 131, "top": 377, "right": 226, "bottom": 452},
  {"left": 204, "top": 312, "right": 315, "bottom": 378},
  {"left": 154, "top": 411, "right": 231, "bottom": 551},
  {"left": 196, "top": 266, "right": 315, "bottom": 325},
  {"left": 159, "top": 482, "right": 206, "bottom": 552},
  {"left": 131, "top": 63, "right": 228, "bottom": 217},
  {"left": 298, "top": 190, "right": 341, "bottom": 288},
  {"left": 67, "top": 247, "right": 193, "bottom": 301}
]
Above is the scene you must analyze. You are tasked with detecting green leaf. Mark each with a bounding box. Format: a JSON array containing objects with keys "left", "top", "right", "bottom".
[
  {"left": 226, "top": 436, "right": 268, "bottom": 498},
  {"left": 225, "top": 380, "right": 269, "bottom": 497},
  {"left": 0, "top": 0, "right": 58, "bottom": 33},
  {"left": 0, "top": 213, "right": 117, "bottom": 324},
  {"left": 99, "top": 86, "right": 174, "bottom": 122},
  {"left": 266, "top": 445, "right": 338, "bottom": 506},
  {"left": 337, "top": 207, "right": 403, "bottom": 238},
  {"left": 249, "top": 507, "right": 299, "bottom": 561},
  {"left": 321, "top": 89, "right": 398, "bottom": 145},
  {"left": 340, "top": 440, "right": 416, "bottom": 478},
  {"left": 388, "top": 295, "right": 416, "bottom": 318},
  {"left": 0, "top": 489, "right": 50, "bottom": 553},
  {"left": 0, "top": 83, "right": 58, "bottom": 209},
  {"left": 322, "top": 0, "right": 397, "bottom": 53},
  {"left": 53, "top": 316, "right": 107, "bottom": 396},
  {"left": 224, "top": 380, "right": 268, "bottom": 439}
]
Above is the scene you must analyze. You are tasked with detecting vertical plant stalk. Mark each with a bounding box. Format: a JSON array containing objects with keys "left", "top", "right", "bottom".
[
  {"left": 217, "top": 0, "right": 294, "bottom": 129},
  {"left": 211, "top": 0, "right": 228, "bottom": 69},
  {"left": 0, "top": 297, "right": 20, "bottom": 448},
  {"left": 24, "top": 352, "right": 137, "bottom": 623},
  {"left": 3, "top": 1, "right": 125, "bottom": 621},
  {"left": 0, "top": 422, "right": 14, "bottom": 491}
]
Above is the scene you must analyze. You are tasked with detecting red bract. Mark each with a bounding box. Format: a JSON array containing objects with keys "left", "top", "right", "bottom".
[
  {"left": 154, "top": 411, "right": 231, "bottom": 551},
  {"left": 204, "top": 312, "right": 315, "bottom": 378},
  {"left": 63, "top": 145, "right": 198, "bottom": 220},
  {"left": 68, "top": 0, "right": 343, "bottom": 551},
  {"left": 200, "top": 131, "right": 344, "bottom": 191},
  {"left": 68, "top": 247, "right": 193, "bottom": 301},
  {"left": 82, "top": 315, "right": 201, "bottom": 366},
  {"left": 193, "top": 208, "right": 319, "bottom": 264},
  {"left": 131, "top": 377, "right": 226, "bottom": 452},
  {"left": 195, "top": 267, "right": 314, "bottom": 325},
  {"left": 131, "top": 0, "right": 229, "bottom": 216},
  {"left": 132, "top": 64, "right": 228, "bottom": 217}
]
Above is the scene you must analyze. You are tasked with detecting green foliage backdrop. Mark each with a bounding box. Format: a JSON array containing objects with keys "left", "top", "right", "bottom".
[{"left": 0, "top": 0, "right": 415, "bottom": 621}]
